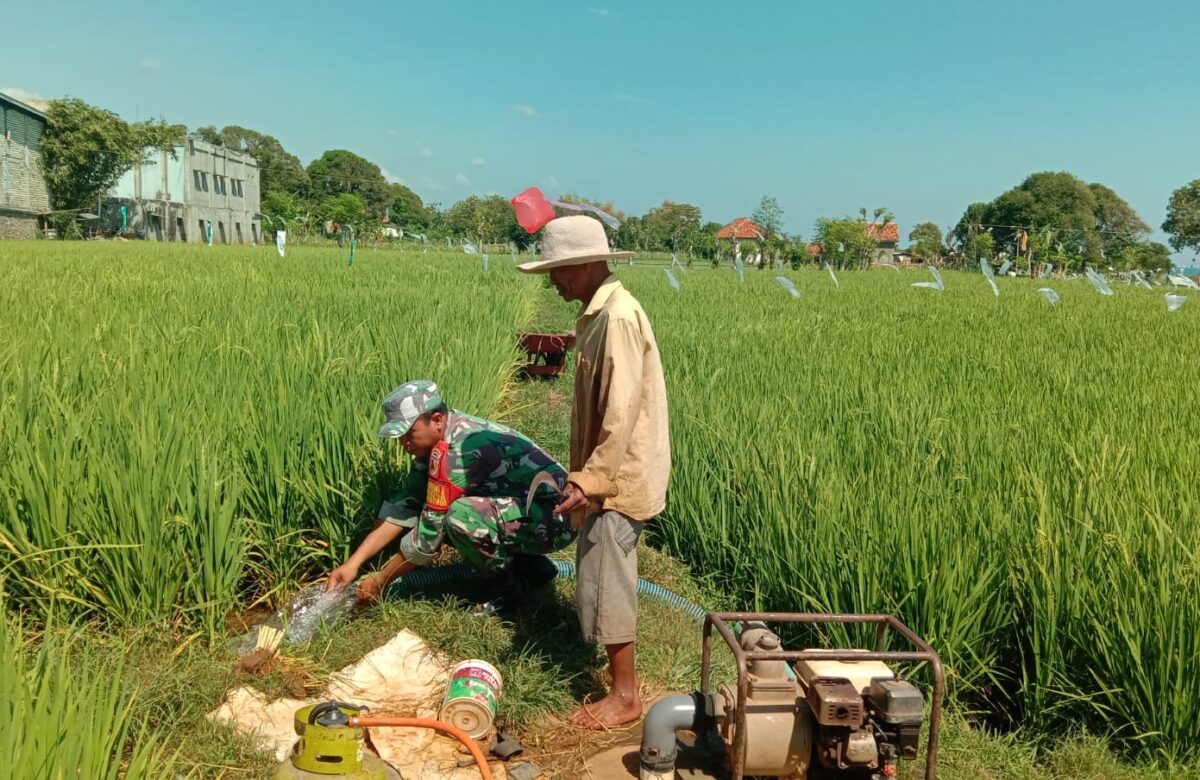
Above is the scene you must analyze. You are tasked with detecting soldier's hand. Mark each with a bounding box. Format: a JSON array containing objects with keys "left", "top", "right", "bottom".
[
  {"left": 326, "top": 562, "right": 359, "bottom": 591},
  {"left": 355, "top": 573, "right": 385, "bottom": 605},
  {"left": 553, "top": 481, "right": 589, "bottom": 517}
]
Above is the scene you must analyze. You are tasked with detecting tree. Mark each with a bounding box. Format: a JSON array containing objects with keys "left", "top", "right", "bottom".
[
  {"left": 752, "top": 196, "right": 784, "bottom": 237},
  {"left": 908, "top": 222, "right": 944, "bottom": 262},
  {"left": 318, "top": 193, "right": 367, "bottom": 227},
  {"left": 985, "top": 172, "right": 1102, "bottom": 263},
  {"left": 616, "top": 215, "right": 645, "bottom": 251},
  {"left": 194, "top": 125, "right": 308, "bottom": 196},
  {"left": 40, "top": 98, "right": 185, "bottom": 211},
  {"left": 261, "top": 190, "right": 301, "bottom": 226},
  {"left": 386, "top": 183, "right": 430, "bottom": 230},
  {"left": 812, "top": 217, "right": 878, "bottom": 271},
  {"left": 967, "top": 232, "right": 995, "bottom": 267},
  {"left": 1090, "top": 183, "right": 1149, "bottom": 260},
  {"left": 1163, "top": 179, "right": 1200, "bottom": 254},
  {"left": 642, "top": 200, "right": 702, "bottom": 253},
  {"left": 1118, "top": 241, "right": 1172, "bottom": 273},
  {"left": 306, "top": 150, "right": 390, "bottom": 215},
  {"left": 952, "top": 202, "right": 989, "bottom": 247},
  {"left": 445, "top": 195, "right": 517, "bottom": 244}
]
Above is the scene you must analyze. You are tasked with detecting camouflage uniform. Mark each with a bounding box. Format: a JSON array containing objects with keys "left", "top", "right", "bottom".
[{"left": 379, "top": 411, "right": 576, "bottom": 571}]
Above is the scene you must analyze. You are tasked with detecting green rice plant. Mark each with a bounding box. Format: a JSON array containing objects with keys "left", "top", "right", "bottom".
[
  {"left": 0, "top": 243, "right": 533, "bottom": 636},
  {"left": 624, "top": 265, "right": 1200, "bottom": 761},
  {"left": 0, "top": 615, "right": 179, "bottom": 778}
]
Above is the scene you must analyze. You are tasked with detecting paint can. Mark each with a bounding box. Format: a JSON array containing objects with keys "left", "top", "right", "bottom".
[{"left": 439, "top": 659, "right": 503, "bottom": 740}]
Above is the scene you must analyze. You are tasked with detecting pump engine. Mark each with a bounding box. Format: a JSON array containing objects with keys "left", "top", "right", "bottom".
[{"left": 639, "top": 612, "right": 943, "bottom": 780}]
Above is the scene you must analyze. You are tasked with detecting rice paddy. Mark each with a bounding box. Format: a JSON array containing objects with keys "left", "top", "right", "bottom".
[
  {"left": 624, "top": 264, "right": 1200, "bottom": 762},
  {"left": 2, "top": 243, "right": 1198, "bottom": 768}
]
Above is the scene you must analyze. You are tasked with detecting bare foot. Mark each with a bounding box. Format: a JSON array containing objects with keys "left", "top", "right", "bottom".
[{"left": 567, "top": 690, "right": 643, "bottom": 730}]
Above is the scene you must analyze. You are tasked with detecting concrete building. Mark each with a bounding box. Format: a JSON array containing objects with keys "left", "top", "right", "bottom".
[
  {"left": 0, "top": 91, "right": 51, "bottom": 239},
  {"left": 104, "top": 137, "right": 261, "bottom": 243}
]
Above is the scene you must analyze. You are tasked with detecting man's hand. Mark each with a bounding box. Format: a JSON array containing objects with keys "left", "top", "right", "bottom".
[
  {"left": 355, "top": 572, "right": 386, "bottom": 605},
  {"left": 553, "top": 481, "right": 590, "bottom": 517},
  {"left": 326, "top": 562, "right": 360, "bottom": 591}
]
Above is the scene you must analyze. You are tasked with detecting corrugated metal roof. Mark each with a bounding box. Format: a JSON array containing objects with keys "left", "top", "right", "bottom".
[{"left": 0, "top": 91, "right": 48, "bottom": 121}]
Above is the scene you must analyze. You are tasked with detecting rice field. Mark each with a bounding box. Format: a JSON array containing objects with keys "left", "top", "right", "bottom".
[
  {"left": 2, "top": 244, "right": 1198, "bottom": 766},
  {"left": 623, "top": 264, "right": 1200, "bottom": 762},
  {"left": 0, "top": 243, "right": 531, "bottom": 635}
]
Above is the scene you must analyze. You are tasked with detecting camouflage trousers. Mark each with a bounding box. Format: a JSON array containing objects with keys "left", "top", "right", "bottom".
[{"left": 444, "top": 496, "right": 577, "bottom": 571}]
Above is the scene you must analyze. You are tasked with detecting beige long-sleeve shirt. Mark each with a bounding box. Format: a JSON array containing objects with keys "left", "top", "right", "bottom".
[{"left": 568, "top": 274, "right": 670, "bottom": 522}]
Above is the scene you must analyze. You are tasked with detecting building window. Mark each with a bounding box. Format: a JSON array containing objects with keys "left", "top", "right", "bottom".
[
  {"left": 213, "top": 175, "right": 226, "bottom": 196},
  {"left": 231, "top": 179, "right": 243, "bottom": 198},
  {"left": 193, "top": 170, "right": 209, "bottom": 192}
]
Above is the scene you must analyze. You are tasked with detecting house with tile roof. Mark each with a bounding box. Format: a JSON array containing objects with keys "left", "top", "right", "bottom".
[
  {"left": 715, "top": 217, "right": 765, "bottom": 242},
  {"left": 808, "top": 221, "right": 902, "bottom": 265}
]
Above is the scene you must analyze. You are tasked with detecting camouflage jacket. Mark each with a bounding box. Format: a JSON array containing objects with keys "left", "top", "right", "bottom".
[{"left": 379, "top": 411, "right": 566, "bottom": 563}]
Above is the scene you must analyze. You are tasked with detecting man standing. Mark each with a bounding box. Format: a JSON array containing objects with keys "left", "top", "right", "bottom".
[
  {"left": 327, "top": 380, "right": 576, "bottom": 604},
  {"left": 518, "top": 216, "right": 671, "bottom": 729}
]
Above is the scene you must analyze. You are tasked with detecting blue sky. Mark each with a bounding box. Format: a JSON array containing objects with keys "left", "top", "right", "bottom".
[{"left": 3, "top": 1, "right": 1198, "bottom": 255}]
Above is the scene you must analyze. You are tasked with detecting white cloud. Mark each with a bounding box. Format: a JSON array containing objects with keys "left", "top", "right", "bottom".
[
  {"left": 380, "top": 167, "right": 406, "bottom": 185},
  {"left": 470, "top": 156, "right": 486, "bottom": 166},
  {"left": 139, "top": 59, "right": 160, "bottom": 70},
  {"left": 614, "top": 92, "right": 647, "bottom": 104},
  {"left": 420, "top": 174, "right": 444, "bottom": 191},
  {"left": 455, "top": 173, "right": 472, "bottom": 186},
  {"left": 1, "top": 87, "right": 48, "bottom": 107},
  {"left": 512, "top": 105, "right": 539, "bottom": 117},
  {"left": 417, "top": 142, "right": 432, "bottom": 158},
  {"left": 386, "top": 128, "right": 401, "bottom": 138},
  {"left": 543, "top": 176, "right": 559, "bottom": 189},
  {"left": 588, "top": 6, "right": 610, "bottom": 16}
]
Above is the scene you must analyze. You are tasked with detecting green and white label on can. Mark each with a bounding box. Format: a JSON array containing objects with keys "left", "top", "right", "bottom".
[{"left": 440, "top": 659, "right": 503, "bottom": 741}]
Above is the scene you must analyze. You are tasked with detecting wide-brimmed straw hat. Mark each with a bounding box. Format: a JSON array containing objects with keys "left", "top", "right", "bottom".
[{"left": 517, "top": 215, "right": 633, "bottom": 273}]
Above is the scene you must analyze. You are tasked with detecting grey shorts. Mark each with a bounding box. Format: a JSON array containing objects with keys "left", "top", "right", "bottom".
[{"left": 576, "top": 510, "right": 644, "bottom": 644}]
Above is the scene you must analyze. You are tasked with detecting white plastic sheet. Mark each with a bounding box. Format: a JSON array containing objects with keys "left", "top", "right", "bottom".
[
  {"left": 980, "top": 260, "right": 1000, "bottom": 296},
  {"left": 1037, "top": 287, "right": 1060, "bottom": 306},
  {"left": 462, "top": 240, "right": 478, "bottom": 255},
  {"left": 1132, "top": 270, "right": 1152, "bottom": 290},
  {"left": 1166, "top": 293, "right": 1188, "bottom": 312},
  {"left": 665, "top": 268, "right": 680, "bottom": 291},
  {"left": 912, "top": 266, "right": 944, "bottom": 292},
  {"left": 671, "top": 252, "right": 687, "bottom": 274},
  {"left": 1040, "top": 263, "right": 1054, "bottom": 279},
  {"left": 1168, "top": 274, "right": 1200, "bottom": 290},
  {"left": 880, "top": 262, "right": 900, "bottom": 273},
  {"left": 276, "top": 230, "right": 286, "bottom": 258},
  {"left": 998, "top": 259, "right": 1012, "bottom": 276},
  {"left": 1085, "top": 267, "right": 1114, "bottom": 296},
  {"left": 735, "top": 256, "right": 745, "bottom": 282},
  {"left": 775, "top": 276, "right": 801, "bottom": 298},
  {"left": 826, "top": 263, "right": 840, "bottom": 288}
]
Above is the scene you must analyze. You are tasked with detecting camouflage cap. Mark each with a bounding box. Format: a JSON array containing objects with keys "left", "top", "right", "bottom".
[{"left": 378, "top": 380, "right": 444, "bottom": 439}]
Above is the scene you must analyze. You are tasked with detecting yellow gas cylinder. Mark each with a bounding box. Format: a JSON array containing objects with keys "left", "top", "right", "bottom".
[{"left": 274, "top": 702, "right": 401, "bottom": 780}]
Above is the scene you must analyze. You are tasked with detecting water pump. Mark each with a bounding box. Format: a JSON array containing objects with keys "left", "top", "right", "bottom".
[{"left": 639, "top": 612, "right": 944, "bottom": 780}]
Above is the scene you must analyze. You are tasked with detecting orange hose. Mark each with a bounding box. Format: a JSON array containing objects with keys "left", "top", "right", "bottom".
[{"left": 349, "top": 716, "right": 493, "bottom": 780}]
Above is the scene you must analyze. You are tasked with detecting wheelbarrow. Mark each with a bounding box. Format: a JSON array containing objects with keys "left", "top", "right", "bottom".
[{"left": 517, "top": 332, "right": 575, "bottom": 379}]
